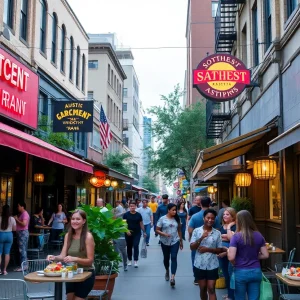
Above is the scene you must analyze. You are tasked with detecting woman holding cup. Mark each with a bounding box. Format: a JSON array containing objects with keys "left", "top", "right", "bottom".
[{"left": 47, "top": 209, "right": 95, "bottom": 300}]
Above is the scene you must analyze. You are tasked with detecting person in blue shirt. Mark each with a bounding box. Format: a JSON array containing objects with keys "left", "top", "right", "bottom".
[
  {"left": 155, "top": 194, "right": 169, "bottom": 243},
  {"left": 188, "top": 196, "right": 220, "bottom": 285}
]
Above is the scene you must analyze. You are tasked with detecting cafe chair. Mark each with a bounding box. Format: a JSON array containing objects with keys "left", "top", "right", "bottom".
[
  {"left": 87, "top": 260, "right": 113, "bottom": 300},
  {"left": 0, "top": 279, "right": 28, "bottom": 300},
  {"left": 275, "top": 262, "right": 300, "bottom": 299},
  {"left": 22, "top": 259, "right": 55, "bottom": 300},
  {"left": 287, "top": 248, "right": 296, "bottom": 268},
  {"left": 27, "top": 233, "right": 50, "bottom": 259}
]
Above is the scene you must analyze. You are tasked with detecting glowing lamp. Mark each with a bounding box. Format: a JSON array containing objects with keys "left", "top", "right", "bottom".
[
  {"left": 235, "top": 173, "right": 252, "bottom": 187},
  {"left": 34, "top": 173, "right": 44, "bottom": 183},
  {"left": 253, "top": 159, "right": 277, "bottom": 180},
  {"left": 104, "top": 179, "right": 111, "bottom": 187},
  {"left": 207, "top": 186, "right": 215, "bottom": 194},
  {"left": 111, "top": 180, "right": 118, "bottom": 187}
]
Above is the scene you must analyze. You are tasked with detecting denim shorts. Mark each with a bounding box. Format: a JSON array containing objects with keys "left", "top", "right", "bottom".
[
  {"left": 194, "top": 267, "right": 219, "bottom": 281},
  {"left": 0, "top": 231, "right": 13, "bottom": 255},
  {"left": 66, "top": 269, "right": 95, "bottom": 298}
]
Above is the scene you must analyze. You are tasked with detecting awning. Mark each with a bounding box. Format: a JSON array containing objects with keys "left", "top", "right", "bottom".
[
  {"left": 0, "top": 122, "right": 93, "bottom": 174},
  {"left": 193, "top": 125, "right": 272, "bottom": 178},
  {"left": 203, "top": 165, "right": 243, "bottom": 182},
  {"left": 108, "top": 169, "right": 134, "bottom": 183},
  {"left": 268, "top": 122, "right": 300, "bottom": 155},
  {"left": 194, "top": 186, "right": 208, "bottom": 193},
  {"left": 132, "top": 185, "right": 149, "bottom": 193}
]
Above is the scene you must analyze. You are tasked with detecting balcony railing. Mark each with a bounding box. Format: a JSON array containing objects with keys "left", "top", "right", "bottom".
[
  {"left": 215, "top": 0, "right": 245, "bottom": 53},
  {"left": 123, "top": 119, "right": 129, "bottom": 130},
  {"left": 206, "top": 100, "right": 231, "bottom": 139}
]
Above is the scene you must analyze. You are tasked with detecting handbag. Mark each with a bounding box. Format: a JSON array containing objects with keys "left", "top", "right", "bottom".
[
  {"left": 141, "top": 238, "right": 147, "bottom": 258},
  {"left": 259, "top": 274, "right": 273, "bottom": 300}
]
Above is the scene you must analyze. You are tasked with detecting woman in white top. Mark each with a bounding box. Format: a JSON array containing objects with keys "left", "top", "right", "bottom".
[{"left": 0, "top": 204, "right": 16, "bottom": 275}]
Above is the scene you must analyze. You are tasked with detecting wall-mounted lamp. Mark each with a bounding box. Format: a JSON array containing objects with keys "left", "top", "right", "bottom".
[{"left": 34, "top": 173, "right": 44, "bottom": 183}]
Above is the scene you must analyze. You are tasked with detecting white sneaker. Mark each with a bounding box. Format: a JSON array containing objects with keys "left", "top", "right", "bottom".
[
  {"left": 134, "top": 261, "right": 138, "bottom": 268},
  {"left": 128, "top": 261, "right": 132, "bottom": 266}
]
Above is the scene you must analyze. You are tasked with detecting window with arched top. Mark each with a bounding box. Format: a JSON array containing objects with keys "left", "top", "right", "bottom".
[
  {"left": 40, "top": 0, "right": 47, "bottom": 53},
  {"left": 60, "top": 25, "right": 66, "bottom": 72},
  {"left": 81, "top": 54, "right": 85, "bottom": 92},
  {"left": 51, "top": 13, "right": 58, "bottom": 63},
  {"left": 76, "top": 46, "right": 80, "bottom": 87},
  {"left": 69, "top": 37, "right": 74, "bottom": 80},
  {"left": 4, "top": 0, "right": 14, "bottom": 29},
  {"left": 20, "top": 0, "right": 28, "bottom": 41}
]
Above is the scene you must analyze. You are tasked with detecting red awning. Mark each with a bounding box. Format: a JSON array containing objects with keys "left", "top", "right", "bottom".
[{"left": 0, "top": 122, "right": 93, "bottom": 174}]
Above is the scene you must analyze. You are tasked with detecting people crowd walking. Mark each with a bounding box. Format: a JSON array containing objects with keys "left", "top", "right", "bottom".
[
  {"left": 48, "top": 203, "right": 68, "bottom": 242},
  {"left": 148, "top": 196, "right": 158, "bottom": 232},
  {"left": 137, "top": 199, "right": 153, "bottom": 246},
  {"left": 177, "top": 201, "right": 187, "bottom": 240}
]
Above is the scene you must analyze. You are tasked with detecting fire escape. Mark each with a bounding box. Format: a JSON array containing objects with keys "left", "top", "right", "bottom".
[{"left": 215, "top": 0, "right": 245, "bottom": 53}]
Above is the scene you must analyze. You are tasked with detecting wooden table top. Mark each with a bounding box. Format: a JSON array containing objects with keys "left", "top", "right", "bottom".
[
  {"left": 268, "top": 247, "right": 285, "bottom": 254},
  {"left": 276, "top": 273, "right": 300, "bottom": 287},
  {"left": 24, "top": 272, "right": 91, "bottom": 283}
]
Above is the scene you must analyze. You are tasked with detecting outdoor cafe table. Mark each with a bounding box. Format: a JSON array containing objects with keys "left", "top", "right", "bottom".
[
  {"left": 276, "top": 273, "right": 300, "bottom": 287},
  {"left": 268, "top": 247, "right": 285, "bottom": 254},
  {"left": 24, "top": 271, "right": 92, "bottom": 300}
]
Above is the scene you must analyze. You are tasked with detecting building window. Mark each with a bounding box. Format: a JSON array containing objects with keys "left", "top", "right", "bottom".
[
  {"left": 108, "top": 64, "right": 111, "bottom": 83},
  {"left": 90, "top": 125, "right": 101, "bottom": 150},
  {"left": 60, "top": 25, "right": 66, "bottom": 72},
  {"left": 87, "top": 91, "right": 94, "bottom": 100},
  {"left": 269, "top": 167, "right": 281, "bottom": 220},
  {"left": 114, "top": 75, "right": 116, "bottom": 90},
  {"left": 133, "top": 76, "right": 139, "bottom": 96},
  {"left": 4, "top": 0, "right": 14, "bottom": 29},
  {"left": 264, "top": 0, "right": 272, "bottom": 51},
  {"left": 40, "top": 0, "right": 47, "bottom": 53},
  {"left": 76, "top": 46, "right": 80, "bottom": 87},
  {"left": 88, "top": 60, "right": 98, "bottom": 69},
  {"left": 287, "top": 0, "right": 298, "bottom": 18},
  {"left": 123, "top": 135, "right": 129, "bottom": 147},
  {"left": 241, "top": 24, "right": 247, "bottom": 66},
  {"left": 39, "top": 91, "right": 48, "bottom": 120},
  {"left": 133, "top": 163, "right": 138, "bottom": 175},
  {"left": 69, "top": 36, "right": 74, "bottom": 80},
  {"left": 20, "top": 0, "right": 28, "bottom": 41},
  {"left": 252, "top": 5, "right": 259, "bottom": 67},
  {"left": 0, "top": 176, "right": 13, "bottom": 207},
  {"left": 51, "top": 14, "right": 58, "bottom": 63},
  {"left": 123, "top": 103, "right": 127, "bottom": 111},
  {"left": 123, "top": 88, "right": 128, "bottom": 98},
  {"left": 117, "top": 79, "right": 119, "bottom": 95},
  {"left": 212, "top": 1, "right": 218, "bottom": 18},
  {"left": 111, "top": 70, "right": 113, "bottom": 86},
  {"left": 81, "top": 54, "right": 85, "bottom": 92}
]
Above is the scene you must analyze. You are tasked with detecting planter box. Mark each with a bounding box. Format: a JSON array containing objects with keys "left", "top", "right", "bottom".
[{"left": 93, "top": 273, "right": 118, "bottom": 300}]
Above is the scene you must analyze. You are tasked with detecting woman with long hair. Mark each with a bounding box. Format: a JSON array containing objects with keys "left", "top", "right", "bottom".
[
  {"left": 156, "top": 203, "right": 183, "bottom": 287},
  {"left": 190, "top": 209, "right": 225, "bottom": 300},
  {"left": 0, "top": 205, "right": 16, "bottom": 275},
  {"left": 48, "top": 203, "right": 68, "bottom": 241},
  {"left": 177, "top": 202, "right": 187, "bottom": 241},
  {"left": 47, "top": 210, "right": 95, "bottom": 300},
  {"left": 217, "top": 207, "right": 236, "bottom": 300},
  {"left": 228, "top": 210, "right": 269, "bottom": 300}
]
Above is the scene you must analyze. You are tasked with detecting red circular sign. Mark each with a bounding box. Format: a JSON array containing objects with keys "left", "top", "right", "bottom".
[{"left": 193, "top": 54, "right": 251, "bottom": 102}]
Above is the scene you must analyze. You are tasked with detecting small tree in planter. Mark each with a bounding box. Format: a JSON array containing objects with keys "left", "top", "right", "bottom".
[
  {"left": 231, "top": 196, "right": 253, "bottom": 214},
  {"left": 78, "top": 203, "right": 128, "bottom": 299}
]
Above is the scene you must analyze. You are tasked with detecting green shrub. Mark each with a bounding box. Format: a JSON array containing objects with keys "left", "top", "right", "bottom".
[{"left": 231, "top": 196, "right": 253, "bottom": 213}]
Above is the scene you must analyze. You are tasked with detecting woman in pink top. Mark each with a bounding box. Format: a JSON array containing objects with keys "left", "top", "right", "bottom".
[{"left": 13, "top": 202, "right": 30, "bottom": 272}]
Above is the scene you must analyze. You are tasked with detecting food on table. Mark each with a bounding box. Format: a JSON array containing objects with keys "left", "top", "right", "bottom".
[
  {"left": 44, "top": 262, "right": 66, "bottom": 273},
  {"left": 285, "top": 266, "right": 300, "bottom": 278}
]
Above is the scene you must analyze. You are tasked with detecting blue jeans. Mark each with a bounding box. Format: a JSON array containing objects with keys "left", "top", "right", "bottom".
[
  {"left": 0, "top": 231, "right": 13, "bottom": 255},
  {"left": 191, "top": 250, "right": 196, "bottom": 276},
  {"left": 144, "top": 223, "right": 151, "bottom": 244},
  {"left": 153, "top": 213, "right": 157, "bottom": 232},
  {"left": 161, "top": 241, "right": 180, "bottom": 275},
  {"left": 234, "top": 268, "right": 262, "bottom": 300},
  {"left": 219, "top": 256, "right": 234, "bottom": 299}
]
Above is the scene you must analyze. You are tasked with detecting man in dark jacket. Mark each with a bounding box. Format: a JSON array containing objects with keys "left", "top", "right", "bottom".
[{"left": 155, "top": 194, "right": 169, "bottom": 243}]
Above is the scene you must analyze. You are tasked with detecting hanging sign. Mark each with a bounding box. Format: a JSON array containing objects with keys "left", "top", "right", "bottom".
[
  {"left": 53, "top": 101, "right": 93, "bottom": 132},
  {"left": 193, "top": 54, "right": 251, "bottom": 102}
]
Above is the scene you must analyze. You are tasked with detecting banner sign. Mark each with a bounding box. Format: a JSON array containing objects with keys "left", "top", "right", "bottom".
[
  {"left": 53, "top": 101, "right": 93, "bottom": 132},
  {"left": 0, "top": 47, "right": 39, "bottom": 129},
  {"left": 193, "top": 54, "right": 251, "bottom": 102}
]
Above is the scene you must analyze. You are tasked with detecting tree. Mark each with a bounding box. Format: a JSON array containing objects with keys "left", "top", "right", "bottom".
[
  {"left": 147, "top": 84, "right": 211, "bottom": 183},
  {"left": 33, "top": 116, "right": 74, "bottom": 150},
  {"left": 104, "top": 152, "right": 132, "bottom": 176},
  {"left": 142, "top": 175, "right": 159, "bottom": 193}
]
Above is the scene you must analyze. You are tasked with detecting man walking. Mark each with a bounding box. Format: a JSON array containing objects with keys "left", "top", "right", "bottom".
[
  {"left": 96, "top": 198, "right": 108, "bottom": 212},
  {"left": 155, "top": 194, "right": 169, "bottom": 244},
  {"left": 148, "top": 196, "right": 158, "bottom": 233},
  {"left": 187, "top": 196, "right": 202, "bottom": 221},
  {"left": 137, "top": 199, "right": 153, "bottom": 246}
]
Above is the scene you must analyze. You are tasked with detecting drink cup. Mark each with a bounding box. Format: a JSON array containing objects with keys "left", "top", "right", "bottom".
[
  {"left": 77, "top": 268, "right": 83, "bottom": 274},
  {"left": 68, "top": 271, "right": 73, "bottom": 279},
  {"left": 61, "top": 272, "right": 66, "bottom": 278}
]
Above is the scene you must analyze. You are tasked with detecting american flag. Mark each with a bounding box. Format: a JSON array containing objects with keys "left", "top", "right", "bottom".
[{"left": 100, "top": 105, "right": 112, "bottom": 150}]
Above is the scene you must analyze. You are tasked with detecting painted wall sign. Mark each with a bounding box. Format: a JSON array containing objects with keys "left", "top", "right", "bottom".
[
  {"left": 53, "top": 101, "right": 93, "bottom": 132},
  {"left": 193, "top": 54, "right": 251, "bottom": 102},
  {"left": 0, "top": 47, "right": 39, "bottom": 129}
]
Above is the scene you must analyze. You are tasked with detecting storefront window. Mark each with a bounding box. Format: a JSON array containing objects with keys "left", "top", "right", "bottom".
[
  {"left": 77, "top": 187, "right": 87, "bottom": 205},
  {"left": 0, "top": 176, "right": 13, "bottom": 210},
  {"left": 269, "top": 168, "right": 281, "bottom": 220}
]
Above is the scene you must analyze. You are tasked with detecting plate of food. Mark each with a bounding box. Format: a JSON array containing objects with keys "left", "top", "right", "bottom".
[
  {"left": 285, "top": 267, "right": 300, "bottom": 281},
  {"left": 44, "top": 262, "right": 65, "bottom": 277}
]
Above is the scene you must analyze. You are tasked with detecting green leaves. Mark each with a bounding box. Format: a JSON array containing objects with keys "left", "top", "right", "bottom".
[
  {"left": 141, "top": 175, "right": 159, "bottom": 193},
  {"left": 147, "top": 85, "right": 211, "bottom": 183},
  {"left": 104, "top": 152, "right": 132, "bottom": 175}
]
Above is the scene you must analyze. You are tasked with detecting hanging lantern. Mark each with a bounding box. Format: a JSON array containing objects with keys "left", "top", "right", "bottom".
[
  {"left": 111, "top": 180, "right": 118, "bottom": 187},
  {"left": 89, "top": 176, "right": 98, "bottom": 186},
  {"left": 207, "top": 186, "right": 215, "bottom": 194},
  {"left": 34, "top": 173, "right": 44, "bottom": 183},
  {"left": 235, "top": 173, "right": 252, "bottom": 187},
  {"left": 214, "top": 187, "right": 218, "bottom": 193},
  {"left": 253, "top": 159, "right": 277, "bottom": 180},
  {"left": 104, "top": 179, "right": 111, "bottom": 187}
]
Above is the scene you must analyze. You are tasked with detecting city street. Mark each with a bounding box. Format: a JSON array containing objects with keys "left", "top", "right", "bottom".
[{"left": 4, "top": 230, "right": 227, "bottom": 299}]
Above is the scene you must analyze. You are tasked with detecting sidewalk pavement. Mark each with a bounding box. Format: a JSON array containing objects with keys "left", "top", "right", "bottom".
[{"left": 3, "top": 229, "right": 228, "bottom": 299}]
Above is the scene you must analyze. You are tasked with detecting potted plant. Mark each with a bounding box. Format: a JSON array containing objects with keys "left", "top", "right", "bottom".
[
  {"left": 78, "top": 203, "right": 128, "bottom": 299},
  {"left": 231, "top": 196, "right": 253, "bottom": 214}
]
